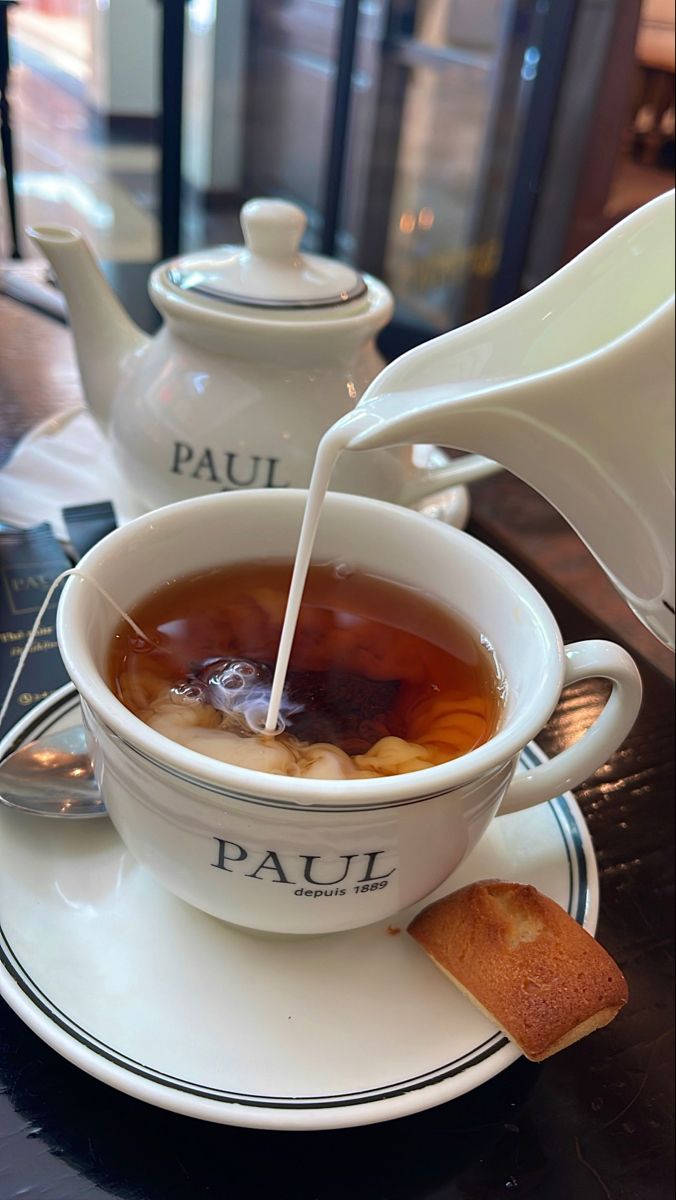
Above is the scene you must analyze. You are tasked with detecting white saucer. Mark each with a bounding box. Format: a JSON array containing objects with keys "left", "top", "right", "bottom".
[
  {"left": 0, "top": 686, "right": 598, "bottom": 1131},
  {"left": 1, "top": 408, "right": 470, "bottom": 539}
]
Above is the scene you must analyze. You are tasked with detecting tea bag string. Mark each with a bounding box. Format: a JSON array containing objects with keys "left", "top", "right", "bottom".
[{"left": 0, "top": 568, "right": 151, "bottom": 733}]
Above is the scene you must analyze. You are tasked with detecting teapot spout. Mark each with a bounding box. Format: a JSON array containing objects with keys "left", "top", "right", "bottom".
[{"left": 26, "top": 225, "right": 149, "bottom": 430}]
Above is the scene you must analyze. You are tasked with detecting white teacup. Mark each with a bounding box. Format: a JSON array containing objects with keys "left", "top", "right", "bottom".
[{"left": 57, "top": 490, "right": 642, "bottom": 935}]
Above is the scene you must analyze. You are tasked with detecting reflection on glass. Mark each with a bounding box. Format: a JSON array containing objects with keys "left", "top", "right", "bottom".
[{"left": 384, "top": 58, "right": 497, "bottom": 331}]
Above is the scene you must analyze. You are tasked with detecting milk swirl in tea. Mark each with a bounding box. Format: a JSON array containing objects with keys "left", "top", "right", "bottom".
[{"left": 107, "top": 560, "right": 503, "bottom": 780}]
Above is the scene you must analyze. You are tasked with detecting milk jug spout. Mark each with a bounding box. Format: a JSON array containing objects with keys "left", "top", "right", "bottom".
[{"left": 345, "top": 190, "right": 675, "bottom": 647}]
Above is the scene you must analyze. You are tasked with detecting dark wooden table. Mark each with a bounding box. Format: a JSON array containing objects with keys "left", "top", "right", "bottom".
[{"left": 0, "top": 276, "right": 674, "bottom": 1199}]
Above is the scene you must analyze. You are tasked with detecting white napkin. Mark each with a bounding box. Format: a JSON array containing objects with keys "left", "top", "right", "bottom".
[{"left": 0, "top": 408, "right": 144, "bottom": 541}]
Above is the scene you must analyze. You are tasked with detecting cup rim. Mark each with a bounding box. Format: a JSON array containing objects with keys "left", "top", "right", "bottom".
[{"left": 57, "top": 490, "right": 565, "bottom": 806}]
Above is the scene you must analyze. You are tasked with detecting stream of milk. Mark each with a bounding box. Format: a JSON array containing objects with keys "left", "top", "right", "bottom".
[
  {"left": 262, "top": 383, "right": 492, "bottom": 733},
  {"left": 263, "top": 407, "right": 384, "bottom": 733}
]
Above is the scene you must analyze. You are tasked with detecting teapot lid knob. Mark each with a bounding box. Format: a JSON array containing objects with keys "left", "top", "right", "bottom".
[{"left": 241, "top": 198, "right": 307, "bottom": 259}]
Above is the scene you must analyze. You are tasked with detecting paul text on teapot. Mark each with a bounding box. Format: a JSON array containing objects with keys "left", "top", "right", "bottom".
[{"left": 171, "top": 441, "right": 290, "bottom": 490}]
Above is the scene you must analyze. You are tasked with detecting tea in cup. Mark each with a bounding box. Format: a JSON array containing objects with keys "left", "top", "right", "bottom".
[
  {"left": 57, "top": 490, "right": 641, "bottom": 935},
  {"left": 107, "top": 558, "right": 504, "bottom": 780}
]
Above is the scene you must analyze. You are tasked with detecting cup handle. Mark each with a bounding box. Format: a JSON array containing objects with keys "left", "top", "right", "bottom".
[{"left": 498, "top": 640, "right": 643, "bottom": 815}]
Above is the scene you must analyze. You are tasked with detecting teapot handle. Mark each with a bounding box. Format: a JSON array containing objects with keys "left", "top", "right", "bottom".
[{"left": 399, "top": 454, "right": 501, "bottom": 504}]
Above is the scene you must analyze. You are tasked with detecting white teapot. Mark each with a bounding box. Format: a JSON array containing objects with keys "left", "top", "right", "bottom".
[{"left": 28, "top": 200, "right": 480, "bottom": 511}]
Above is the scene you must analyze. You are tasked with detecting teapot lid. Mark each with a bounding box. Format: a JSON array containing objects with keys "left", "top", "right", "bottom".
[{"left": 166, "top": 198, "right": 367, "bottom": 310}]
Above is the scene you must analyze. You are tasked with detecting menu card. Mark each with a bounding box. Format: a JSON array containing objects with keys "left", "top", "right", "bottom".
[
  {"left": 63, "top": 501, "right": 117, "bottom": 559},
  {"left": 0, "top": 523, "right": 72, "bottom": 740},
  {"left": 0, "top": 503, "right": 118, "bottom": 741}
]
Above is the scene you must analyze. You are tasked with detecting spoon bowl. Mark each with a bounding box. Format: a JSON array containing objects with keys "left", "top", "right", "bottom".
[{"left": 0, "top": 726, "right": 106, "bottom": 818}]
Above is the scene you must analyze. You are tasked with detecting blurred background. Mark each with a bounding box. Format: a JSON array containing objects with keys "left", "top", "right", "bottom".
[{"left": 1, "top": 0, "right": 674, "bottom": 356}]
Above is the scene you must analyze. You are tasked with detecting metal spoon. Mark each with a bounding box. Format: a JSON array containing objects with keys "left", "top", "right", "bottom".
[{"left": 0, "top": 726, "right": 106, "bottom": 818}]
